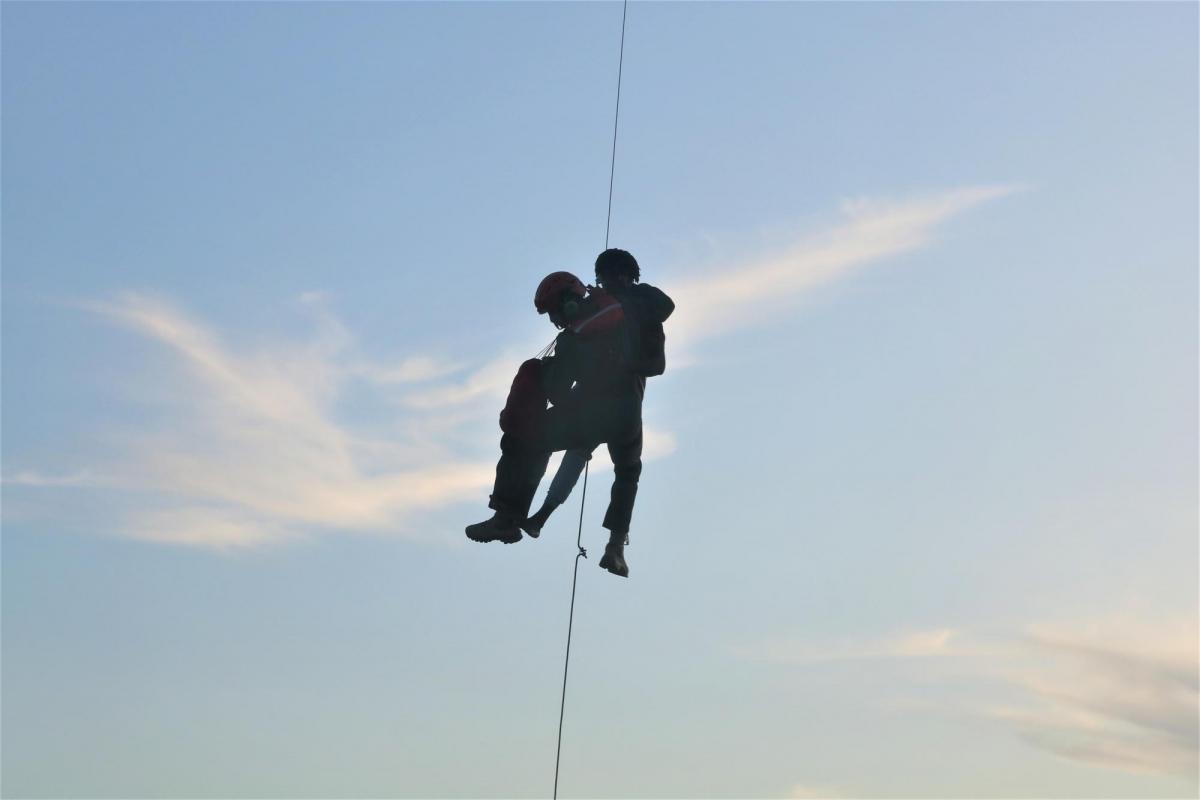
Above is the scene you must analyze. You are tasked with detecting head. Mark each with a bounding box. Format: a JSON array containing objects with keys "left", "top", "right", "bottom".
[
  {"left": 594, "top": 248, "right": 640, "bottom": 291},
  {"left": 534, "top": 271, "right": 586, "bottom": 329}
]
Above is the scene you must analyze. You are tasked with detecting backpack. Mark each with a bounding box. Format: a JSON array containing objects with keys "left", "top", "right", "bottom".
[
  {"left": 621, "top": 292, "right": 667, "bottom": 378},
  {"left": 498, "top": 358, "right": 547, "bottom": 438},
  {"left": 635, "top": 320, "right": 666, "bottom": 377}
]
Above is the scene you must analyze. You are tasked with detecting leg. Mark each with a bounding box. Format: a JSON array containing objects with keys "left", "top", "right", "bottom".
[
  {"left": 547, "top": 448, "right": 593, "bottom": 507},
  {"left": 468, "top": 433, "right": 551, "bottom": 544},
  {"left": 470, "top": 400, "right": 599, "bottom": 543},
  {"left": 598, "top": 425, "right": 642, "bottom": 578},
  {"left": 602, "top": 425, "right": 643, "bottom": 535},
  {"left": 488, "top": 433, "right": 553, "bottom": 521},
  {"left": 471, "top": 395, "right": 626, "bottom": 545},
  {"left": 522, "top": 448, "right": 593, "bottom": 538}
]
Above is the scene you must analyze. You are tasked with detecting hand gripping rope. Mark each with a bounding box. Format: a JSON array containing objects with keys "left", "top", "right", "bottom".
[{"left": 553, "top": 2, "right": 628, "bottom": 797}]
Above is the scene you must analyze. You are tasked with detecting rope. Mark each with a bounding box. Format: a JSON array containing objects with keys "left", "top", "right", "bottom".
[
  {"left": 553, "top": 2, "right": 628, "bottom": 797},
  {"left": 604, "top": 0, "right": 629, "bottom": 251},
  {"left": 552, "top": 461, "right": 588, "bottom": 800}
]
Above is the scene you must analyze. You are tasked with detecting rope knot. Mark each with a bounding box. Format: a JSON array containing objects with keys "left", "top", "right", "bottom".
[{"left": 577, "top": 546, "right": 588, "bottom": 559}]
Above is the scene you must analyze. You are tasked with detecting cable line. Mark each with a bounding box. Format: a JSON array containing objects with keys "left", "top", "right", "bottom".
[
  {"left": 553, "top": 2, "right": 629, "bottom": 797},
  {"left": 605, "top": 0, "right": 629, "bottom": 251}
]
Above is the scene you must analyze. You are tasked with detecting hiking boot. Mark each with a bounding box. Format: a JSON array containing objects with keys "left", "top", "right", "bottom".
[
  {"left": 598, "top": 532, "right": 629, "bottom": 578},
  {"left": 465, "top": 512, "right": 522, "bottom": 544}
]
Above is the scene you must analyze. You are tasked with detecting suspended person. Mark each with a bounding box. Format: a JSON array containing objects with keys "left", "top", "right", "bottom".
[
  {"left": 520, "top": 249, "right": 674, "bottom": 545},
  {"left": 466, "top": 257, "right": 673, "bottom": 577},
  {"left": 465, "top": 272, "right": 628, "bottom": 556}
]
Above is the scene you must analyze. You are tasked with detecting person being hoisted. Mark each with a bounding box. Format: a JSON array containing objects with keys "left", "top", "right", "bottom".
[
  {"left": 520, "top": 250, "right": 674, "bottom": 547},
  {"left": 465, "top": 249, "right": 674, "bottom": 578}
]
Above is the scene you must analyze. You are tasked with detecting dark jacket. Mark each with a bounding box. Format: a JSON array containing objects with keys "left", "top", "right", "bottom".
[
  {"left": 541, "top": 293, "right": 629, "bottom": 407},
  {"left": 612, "top": 283, "right": 675, "bottom": 378},
  {"left": 541, "top": 283, "right": 675, "bottom": 406}
]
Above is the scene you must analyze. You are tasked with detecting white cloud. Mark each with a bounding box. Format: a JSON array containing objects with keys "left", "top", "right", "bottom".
[
  {"left": 668, "top": 184, "right": 1021, "bottom": 355},
  {"left": 741, "top": 614, "right": 1199, "bottom": 781},
  {"left": 740, "top": 627, "right": 985, "bottom": 665},
  {"left": 57, "top": 292, "right": 495, "bottom": 548},
  {"left": 347, "top": 355, "right": 464, "bottom": 385},
  {"left": 1, "top": 469, "right": 113, "bottom": 488},
  {"left": 988, "top": 619, "right": 1199, "bottom": 778},
  {"left": 124, "top": 506, "right": 293, "bottom": 550},
  {"left": 9, "top": 186, "right": 1014, "bottom": 549},
  {"left": 401, "top": 352, "right": 525, "bottom": 409},
  {"left": 642, "top": 426, "right": 678, "bottom": 461}
]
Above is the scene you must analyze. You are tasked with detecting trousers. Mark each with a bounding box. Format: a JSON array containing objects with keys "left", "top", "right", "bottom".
[{"left": 488, "top": 393, "right": 643, "bottom": 533}]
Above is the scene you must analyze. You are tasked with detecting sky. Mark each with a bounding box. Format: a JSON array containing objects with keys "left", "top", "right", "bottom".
[{"left": 2, "top": 2, "right": 1197, "bottom": 798}]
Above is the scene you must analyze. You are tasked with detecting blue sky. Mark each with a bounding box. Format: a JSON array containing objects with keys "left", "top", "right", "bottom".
[{"left": 2, "top": 2, "right": 1197, "bottom": 798}]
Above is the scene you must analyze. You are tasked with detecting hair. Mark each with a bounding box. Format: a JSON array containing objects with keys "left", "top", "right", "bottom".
[{"left": 594, "top": 248, "right": 640, "bottom": 283}]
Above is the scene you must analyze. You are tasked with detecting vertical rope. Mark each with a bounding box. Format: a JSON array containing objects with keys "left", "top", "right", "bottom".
[
  {"left": 552, "top": 463, "right": 589, "bottom": 800},
  {"left": 605, "top": 0, "right": 629, "bottom": 251},
  {"left": 553, "top": 2, "right": 628, "bottom": 797}
]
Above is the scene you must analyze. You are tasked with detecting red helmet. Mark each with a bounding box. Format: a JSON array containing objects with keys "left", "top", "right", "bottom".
[{"left": 534, "top": 271, "right": 586, "bottom": 314}]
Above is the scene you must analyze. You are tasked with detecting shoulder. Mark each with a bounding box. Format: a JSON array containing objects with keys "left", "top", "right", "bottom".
[
  {"left": 571, "top": 290, "right": 625, "bottom": 336},
  {"left": 630, "top": 283, "right": 675, "bottom": 321},
  {"left": 633, "top": 283, "right": 669, "bottom": 301}
]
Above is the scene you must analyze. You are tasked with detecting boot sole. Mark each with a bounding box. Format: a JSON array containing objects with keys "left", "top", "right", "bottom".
[
  {"left": 465, "top": 527, "right": 522, "bottom": 544},
  {"left": 598, "top": 556, "right": 628, "bottom": 578}
]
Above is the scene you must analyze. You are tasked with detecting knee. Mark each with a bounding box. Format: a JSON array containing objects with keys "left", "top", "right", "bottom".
[
  {"left": 613, "top": 459, "right": 642, "bottom": 483},
  {"left": 500, "top": 432, "right": 540, "bottom": 458}
]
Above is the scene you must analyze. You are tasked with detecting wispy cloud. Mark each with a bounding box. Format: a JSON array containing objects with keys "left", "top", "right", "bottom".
[
  {"left": 49, "top": 291, "right": 496, "bottom": 549},
  {"left": 1, "top": 469, "right": 114, "bottom": 488},
  {"left": 669, "top": 185, "right": 1021, "bottom": 354},
  {"left": 987, "top": 620, "right": 1199, "bottom": 779},
  {"left": 401, "top": 352, "right": 525, "bottom": 409},
  {"left": 347, "top": 355, "right": 464, "bottom": 386},
  {"left": 6, "top": 186, "right": 1014, "bottom": 549},
  {"left": 741, "top": 615, "right": 1199, "bottom": 781},
  {"left": 738, "top": 627, "right": 979, "bottom": 665}
]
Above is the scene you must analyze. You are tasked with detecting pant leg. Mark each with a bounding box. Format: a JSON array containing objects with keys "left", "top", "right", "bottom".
[
  {"left": 536, "top": 400, "right": 607, "bottom": 454},
  {"left": 491, "top": 393, "right": 636, "bottom": 520},
  {"left": 545, "top": 448, "right": 592, "bottom": 507},
  {"left": 602, "top": 424, "right": 643, "bottom": 534},
  {"left": 488, "top": 433, "right": 552, "bottom": 519},
  {"left": 487, "top": 401, "right": 602, "bottom": 519}
]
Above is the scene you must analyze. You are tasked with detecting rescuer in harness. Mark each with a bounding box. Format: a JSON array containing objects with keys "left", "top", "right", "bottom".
[
  {"left": 522, "top": 249, "right": 674, "bottom": 536},
  {"left": 465, "top": 249, "right": 674, "bottom": 578}
]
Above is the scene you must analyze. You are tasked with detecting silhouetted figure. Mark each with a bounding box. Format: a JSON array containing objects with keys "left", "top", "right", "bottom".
[
  {"left": 465, "top": 250, "right": 674, "bottom": 578},
  {"left": 524, "top": 251, "right": 676, "bottom": 574}
]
